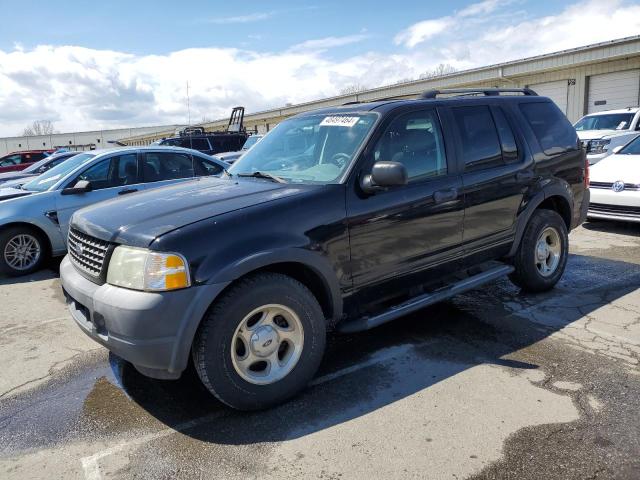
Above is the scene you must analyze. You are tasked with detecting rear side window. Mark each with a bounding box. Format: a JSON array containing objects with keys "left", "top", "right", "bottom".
[
  {"left": 452, "top": 106, "right": 502, "bottom": 169},
  {"left": 142, "top": 152, "right": 195, "bottom": 182},
  {"left": 181, "top": 138, "right": 210, "bottom": 151},
  {"left": 519, "top": 102, "right": 578, "bottom": 155},
  {"left": 492, "top": 108, "right": 519, "bottom": 163}
]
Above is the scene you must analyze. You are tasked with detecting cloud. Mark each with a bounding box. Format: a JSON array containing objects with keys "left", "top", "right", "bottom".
[
  {"left": 0, "top": 1, "right": 639, "bottom": 136},
  {"left": 290, "top": 34, "right": 370, "bottom": 52},
  {"left": 394, "top": 18, "right": 453, "bottom": 48},
  {"left": 395, "top": 0, "right": 514, "bottom": 48},
  {"left": 204, "top": 12, "right": 274, "bottom": 24}
]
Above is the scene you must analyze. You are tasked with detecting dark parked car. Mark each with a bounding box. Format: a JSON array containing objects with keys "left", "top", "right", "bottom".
[
  {"left": 61, "top": 89, "right": 589, "bottom": 410},
  {"left": 0, "top": 149, "right": 55, "bottom": 173},
  {"left": 158, "top": 131, "right": 247, "bottom": 156},
  {"left": 0, "top": 150, "right": 79, "bottom": 187}
]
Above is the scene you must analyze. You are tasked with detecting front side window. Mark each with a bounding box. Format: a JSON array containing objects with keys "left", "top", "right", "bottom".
[
  {"left": 452, "top": 106, "right": 502, "bottom": 169},
  {"left": 373, "top": 110, "right": 447, "bottom": 182},
  {"left": 229, "top": 113, "right": 378, "bottom": 184},
  {"left": 520, "top": 102, "right": 578, "bottom": 155},
  {"left": 574, "top": 113, "right": 634, "bottom": 131},
  {"left": 75, "top": 153, "right": 138, "bottom": 190},
  {"left": 22, "top": 153, "right": 95, "bottom": 192}
]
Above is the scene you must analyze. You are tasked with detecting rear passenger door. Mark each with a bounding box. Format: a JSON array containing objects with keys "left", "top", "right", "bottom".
[{"left": 448, "top": 104, "right": 534, "bottom": 259}]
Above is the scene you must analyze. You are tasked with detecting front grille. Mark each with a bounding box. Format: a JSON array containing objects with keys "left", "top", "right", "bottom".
[
  {"left": 589, "top": 203, "right": 640, "bottom": 218},
  {"left": 68, "top": 227, "right": 111, "bottom": 278},
  {"left": 590, "top": 182, "right": 640, "bottom": 191}
]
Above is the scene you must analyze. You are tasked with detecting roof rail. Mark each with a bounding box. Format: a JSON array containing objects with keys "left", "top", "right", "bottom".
[{"left": 420, "top": 88, "right": 538, "bottom": 99}]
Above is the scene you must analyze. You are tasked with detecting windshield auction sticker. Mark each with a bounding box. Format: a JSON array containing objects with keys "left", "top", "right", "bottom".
[{"left": 320, "top": 116, "right": 360, "bottom": 127}]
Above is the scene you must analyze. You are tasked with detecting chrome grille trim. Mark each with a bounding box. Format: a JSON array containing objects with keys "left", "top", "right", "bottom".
[{"left": 67, "top": 227, "right": 111, "bottom": 278}]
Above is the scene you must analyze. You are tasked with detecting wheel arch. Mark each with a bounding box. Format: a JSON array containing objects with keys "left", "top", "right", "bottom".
[
  {"left": 508, "top": 183, "right": 573, "bottom": 257},
  {"left": 0, "top": 221, "right": 53, "bottom": 256},
  {"left": 170, "top": 254, "right": 343, "bottom": 375}
]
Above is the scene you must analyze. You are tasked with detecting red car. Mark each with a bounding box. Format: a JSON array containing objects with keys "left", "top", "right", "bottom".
[{"left": 0, "top": 150, "right": 55, "bottom": 173}]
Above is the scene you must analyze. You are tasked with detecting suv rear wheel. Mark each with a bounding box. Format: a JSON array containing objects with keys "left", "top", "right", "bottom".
[
  {"left": 192, "top": 272, "right": 326, "bottom": 410},
  {"left": 509, "top": 209, "right": 568, "bottom": 292},
  {"left": 0, "top": 226, "right": 47, "bottom": 276}
]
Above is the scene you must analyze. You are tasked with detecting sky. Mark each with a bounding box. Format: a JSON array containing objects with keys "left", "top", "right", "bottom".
[{"left": 0, "top": 0, "right": 639, "bottom": 136}]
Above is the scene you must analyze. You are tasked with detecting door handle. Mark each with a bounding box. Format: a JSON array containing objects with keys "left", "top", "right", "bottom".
[
  {"left": 516, "top": 171, "right": 534, "bottom": 182},
  {"left": 118, "top": 188, "right": 138, "bottom": 195},
  {"left": 433, "top": 188, "right": 458, "bottom": 204}
]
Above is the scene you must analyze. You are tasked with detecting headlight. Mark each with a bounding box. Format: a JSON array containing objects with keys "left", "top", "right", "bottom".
[
  {"left": 106, "top": 246, "right": 191, "bottom": 291},
  {"left": 588, "top": 139, "right": 610, "bottom": 154}
]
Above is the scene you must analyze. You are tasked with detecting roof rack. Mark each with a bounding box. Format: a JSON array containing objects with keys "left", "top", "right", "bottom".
[{"left": 420, "top": 88, "right": 538, "bottom": 99}]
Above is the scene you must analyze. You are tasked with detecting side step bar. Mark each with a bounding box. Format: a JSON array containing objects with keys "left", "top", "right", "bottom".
[{"left": 337, "top": 263, "right": 514, "bottom": 333}]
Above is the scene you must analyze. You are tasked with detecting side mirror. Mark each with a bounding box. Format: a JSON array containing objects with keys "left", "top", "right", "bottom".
[
  {"left": 362, "top": 161, "right": 408, "bottom": 193},
  {"left": 612, "top": 145, "right": 623, "bottom": 154},
  {"left": 62, "top": 179, "right": 92, "bottom": 195}
]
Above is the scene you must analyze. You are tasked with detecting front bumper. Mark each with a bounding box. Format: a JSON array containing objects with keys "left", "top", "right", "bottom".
[
  {"left": 60, "top": 255, "right": 228, "bottom": 378},
  {"left": 588, "top": 187, "right": 640, "bottom": 223}
]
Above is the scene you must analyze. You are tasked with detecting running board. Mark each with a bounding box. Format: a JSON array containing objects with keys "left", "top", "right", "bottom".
[{"left": 337, "top": 263, "right": 514, "bottom": 333}]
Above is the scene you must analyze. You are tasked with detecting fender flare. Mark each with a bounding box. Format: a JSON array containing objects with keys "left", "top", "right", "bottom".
[
  {"left": 507, "top": 182, "right": 573, "bottom": 257},
  {"left": 169, "top": 248, "right": 344, "bottom": 373}
]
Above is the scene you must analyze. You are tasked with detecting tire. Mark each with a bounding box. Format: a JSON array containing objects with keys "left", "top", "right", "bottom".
[
  {"left": 509, "top": 209, "right": 568, "bottom": 293},
  {"left": 0, "top": 226, "right": 48, "bottom": 277},
  {"left": 192, "top": 272, "right": 326, "bottom": 410}
]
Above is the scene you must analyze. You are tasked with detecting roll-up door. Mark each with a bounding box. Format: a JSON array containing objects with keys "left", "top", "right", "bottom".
[
  {"left": 587, "top": 70, "right": 640, "bottom": 113},
  {"left": 529, "top": 80, "right": 568, "bottom": 113}
]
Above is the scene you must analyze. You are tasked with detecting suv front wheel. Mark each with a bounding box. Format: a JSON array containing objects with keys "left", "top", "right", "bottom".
[
  {"left": 509, "top": 209, "right": 568, "bottom": 292},
  {"left": 192, "top": 272, "right": 326, "bottom": 410}
]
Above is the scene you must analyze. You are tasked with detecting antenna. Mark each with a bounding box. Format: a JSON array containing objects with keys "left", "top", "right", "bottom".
[{"left": 186, "top": 81, "right": 191, "bottom": 126}]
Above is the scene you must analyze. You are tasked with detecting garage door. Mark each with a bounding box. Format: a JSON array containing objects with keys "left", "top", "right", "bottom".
[
  {"left": 587, "top": 70, "right": 640, "bottom": 113},
  {"left": 529, "top": 80, "right": 568, "bottom": 113}
]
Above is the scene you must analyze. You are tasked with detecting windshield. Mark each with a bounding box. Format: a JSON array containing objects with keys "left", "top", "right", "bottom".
[
  {"left": 618, "top": 136, "right": 640, "bottom": 155},
  {"left": 228, "top": 113, "right": 378, "bottom": 183},
  {"left": 22, "top": 153, "right": 96, "bottom": 192},
  {"left": 574, "top": 113, "right": 634, "bottom": 131},
  {"left": 242, "top": 135, "right": 262, "bottom": 150}
]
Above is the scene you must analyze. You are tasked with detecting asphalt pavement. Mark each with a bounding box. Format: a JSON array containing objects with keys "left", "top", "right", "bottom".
[{"left": 1, "top": 220, "right": 639, "bottom": 479}]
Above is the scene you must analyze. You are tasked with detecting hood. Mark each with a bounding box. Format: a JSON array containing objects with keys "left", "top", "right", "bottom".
[
  {"left": 591, "top": 154, "right": 640, "bottom": 183},
  {"left": 0, "top": 171, "right": 35, "bottom": 182},
  {"left": 73, "top": 177, "right": 317, "bottom": 247},
  {"left": 0, "top": 187, "right": 32, "bottom": 201},
  {"left": 577, "top": 129, "right": 627, "bottom": 141},
  {"left": 1, "top": 176, "right": 36, "bottom": 188}
]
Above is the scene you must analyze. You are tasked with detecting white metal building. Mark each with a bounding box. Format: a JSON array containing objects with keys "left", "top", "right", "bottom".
[{"left": 0, "top": 125, "right": 181, "bottom": 156}]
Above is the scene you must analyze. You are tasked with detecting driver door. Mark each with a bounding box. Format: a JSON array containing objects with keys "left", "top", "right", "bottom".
[
  {"left": 346, "top": 108, "right": 465, "bottom": 309},
  {"left": 55, "top": 153, "right": 141, "bottom": 240}
]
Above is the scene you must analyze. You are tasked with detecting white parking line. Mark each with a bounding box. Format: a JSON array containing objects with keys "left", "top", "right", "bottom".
[{"left": 79, "top": 343, "right": 416, "bottom": 479}]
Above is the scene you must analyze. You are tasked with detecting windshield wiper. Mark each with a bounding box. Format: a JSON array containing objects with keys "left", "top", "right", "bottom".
[{"left": 236, "top": 171, "right": 286, "bottom": 183}]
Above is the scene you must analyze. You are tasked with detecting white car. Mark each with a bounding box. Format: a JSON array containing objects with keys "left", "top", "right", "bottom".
[
  {"left": 574, "top": 107, "right": 640, "bottom": 165},
  {"left": 588, "top": 136, "right": 640, "bottom": 223}
]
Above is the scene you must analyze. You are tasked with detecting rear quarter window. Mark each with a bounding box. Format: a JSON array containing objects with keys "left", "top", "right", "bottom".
[{"left": 519, "top": 102, "right": 578, "bottom": 156}]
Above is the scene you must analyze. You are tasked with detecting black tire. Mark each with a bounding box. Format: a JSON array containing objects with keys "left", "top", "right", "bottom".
[
  {"left": 0, "top": 226, "right": 48, "bottom": 277},
  {"left": 509, "top": 209, "right": 568, "bottom": 293},
  {"left": 192, "top": 272, "right": 326, "bottom": 410}
]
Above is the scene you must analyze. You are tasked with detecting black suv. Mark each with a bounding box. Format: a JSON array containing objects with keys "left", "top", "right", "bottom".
[
  {"left": 158, "top": 129, "right": 247, "bottom": 156},
  {"left": 61, "top": 89, "right": 589, "bottom": 410}
]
